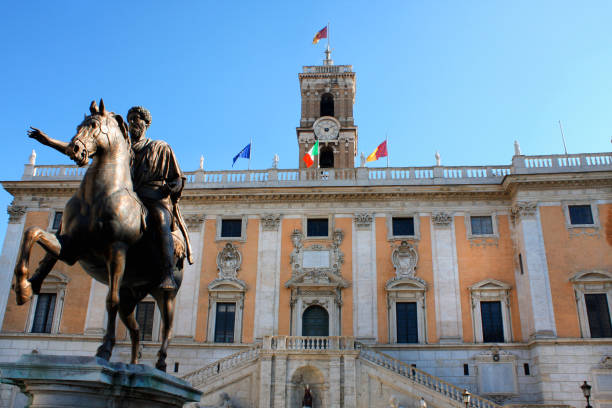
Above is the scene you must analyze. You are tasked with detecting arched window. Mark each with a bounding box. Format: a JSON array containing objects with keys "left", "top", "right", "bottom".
[
  {"left": 302, "top": 305, "right": 329, "bottom": 336},
  {"left": 320, "top": 93, "right": 334, "bottom": 117},
  {"left": 319, "top": 145, "right": 334, "bottom": 168}
]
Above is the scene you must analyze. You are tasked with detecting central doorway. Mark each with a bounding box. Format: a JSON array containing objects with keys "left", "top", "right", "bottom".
[{"left": 302, "top": 305, "right": 329, "bottom": 336}]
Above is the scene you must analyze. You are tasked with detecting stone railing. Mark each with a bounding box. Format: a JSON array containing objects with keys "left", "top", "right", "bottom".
[
  {"left": 302, "top": 65, "right": 352, "bottom": 74},
  {"left": 20, "top": 152, "right": 612, "bottom": 187},
  {"left": 180, "top": 344, "right": 261, "bottom": 386},
  {"left": 356, "top": 342, "right": 501, "bottom": 408},
  {"left": 264, "top": 335, "right": 356, "bottom": 351}
]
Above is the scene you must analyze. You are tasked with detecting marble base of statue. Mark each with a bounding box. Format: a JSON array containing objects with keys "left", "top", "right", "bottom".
[{"left": 0, "top": 353, "right": 202, "bottom": 408}]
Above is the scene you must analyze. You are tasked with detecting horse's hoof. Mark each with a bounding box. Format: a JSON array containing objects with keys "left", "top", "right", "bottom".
[
  {"left": 159, "top": 276, "right": 177, "bottom": 291},
  {"left": 15, "top": 281, "right": 33, "bottom": 306},
  {"left": 95, "top": 347, "right": 111, "bottom": 361},
  {"left": 155, "top": 361, "right": 167, "bottom": 372}
]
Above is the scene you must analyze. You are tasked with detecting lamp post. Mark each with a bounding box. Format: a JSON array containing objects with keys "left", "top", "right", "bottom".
[
  {"left": 580, "top": 381, "right": 592, "bottom": 408},
  {"left": 462, "top": 389, "right": 471, "bottom": 408}
]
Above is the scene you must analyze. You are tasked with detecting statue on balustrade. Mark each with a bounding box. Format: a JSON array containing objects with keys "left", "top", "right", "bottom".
[{"left": 13, "top": 99, "right": 190, "bottom": 371}]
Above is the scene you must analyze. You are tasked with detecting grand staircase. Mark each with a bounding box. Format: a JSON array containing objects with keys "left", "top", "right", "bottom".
[{"left": 181, "top": 336, "right": 502, "bottom": 408}]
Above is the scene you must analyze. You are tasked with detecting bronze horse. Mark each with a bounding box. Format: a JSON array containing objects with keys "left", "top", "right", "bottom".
[{"left": 14, "top": 100, "right": 185, "bottom": 371}]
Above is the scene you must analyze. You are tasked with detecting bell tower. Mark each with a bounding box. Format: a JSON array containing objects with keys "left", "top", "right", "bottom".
[{"left": 297, "top": 47, "right": 358, "bottom": 169}]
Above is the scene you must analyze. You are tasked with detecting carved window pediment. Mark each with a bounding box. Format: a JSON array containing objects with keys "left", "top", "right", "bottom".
[
  {"left": 288, "top": 229, "right": 346, "bottom": 288},
  {"left": 208, "top": 278, "right": 247, "bottom": 292},
  {"left": 570, "top": 270, "right": 612, "bottom": 284},
  {"left": 470, "top": 279, "right": 512, "bottom": 292},
  {"left": 386, "top": 276, "right": 427, "bottom": 292}
]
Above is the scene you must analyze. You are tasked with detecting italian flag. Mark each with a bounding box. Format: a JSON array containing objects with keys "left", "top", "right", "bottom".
[{"left": 303, "top": 140, "right": 319, "bottom": 168}]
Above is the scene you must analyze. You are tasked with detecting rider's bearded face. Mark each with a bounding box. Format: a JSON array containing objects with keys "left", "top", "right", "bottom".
[{"left": 128, "top": 114, "right": 146, "bottom": 142}]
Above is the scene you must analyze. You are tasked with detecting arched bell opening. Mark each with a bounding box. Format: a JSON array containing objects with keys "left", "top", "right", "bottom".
[
  {"left": 319, "top": 145, "right": 334, "bottom": 168},
  {"left": 320, "top": 93, "right": 334, "bottom": 117}
]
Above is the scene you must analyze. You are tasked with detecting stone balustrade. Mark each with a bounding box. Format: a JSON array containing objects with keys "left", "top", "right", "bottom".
[
  {"left": 356, "top": 341, "right": 501, "bottom": 408},
  {"left": 181, "top": 344, "right": 261, "bottom": 386},
  {"left": 264, "top": 335, "right": 356, "bottom": 351},
  {"left": 21, "top": 152, "right": 612, "bottom": 188}
]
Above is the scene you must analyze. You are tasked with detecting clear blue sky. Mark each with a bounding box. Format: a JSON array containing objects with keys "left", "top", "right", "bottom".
[{"left": 0, "top": 1, "right": 611, "bottom": 245}]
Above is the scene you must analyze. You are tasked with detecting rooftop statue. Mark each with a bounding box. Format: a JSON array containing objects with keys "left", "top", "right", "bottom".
[{"left": 13, "top": 99, "right": 190, "bottom": 371}]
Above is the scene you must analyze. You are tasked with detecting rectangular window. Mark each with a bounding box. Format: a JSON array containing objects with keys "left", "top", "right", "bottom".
[
  {"left": 31, "top": 293, "right": 56, "bottom": 333},
  {"left": 220, "top": 219, "right": 242, "bottom": 238},
  {"left": 392, "top": 217, "right": 414, "bottom": 237},
  {"left": 214, "top": 302, "right": 236, "bottom": 343},
  {"left": 480, "top": 301, "right": 504, "bottom": 342},
  {"left": 307, "top": 218, "right": 328, "bottom": 237},
  {"left": 523, "top": 363, "right": 530, "bottom": 376},
  {"left": 569, "top": 205, "right": 594, "bottom": 225},
  {"left": 585, "top": 293, "right": 612, "bottom": 338},
  {"left": 471, "top": 216, "right": 493, "bottom": 235},
  {"left": 464, "top": 364, "right": 469, "bottom": 376},
  {"left": 136, "top": 301, "right": 155, "bottom": 341},
  {"left": 396, "top": 302, "right": 418, "bottom": 343},
  {"left": 52, "top": 212, "right": 63, "bottom": 230}
]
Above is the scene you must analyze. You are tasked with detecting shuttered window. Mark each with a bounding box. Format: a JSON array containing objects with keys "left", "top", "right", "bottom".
[
  {"left": 136, "top": 301, "right": 155, "bottom": 341},
  {"left": 396, "top": 302, "right": 418, "bottom": 343},
  {"left": 392, "top": 217, "right": 414, "bottom": 236},
  {"left": 221, "top": 219, "right": 242, "bottom": 238},
  {"left": 31, "top": 293, "right": 56, "bottom": 333},
  {"left": 471, "top": 216, "right": 493, "bottom": 235},
  {"left": 302, "top": 305, "right": 329, "bottom": 336},
  {"left": 568, "top": 205, "right": 594, "bottom": 225},
  {"left": 307, "top": 219, "right": 328, "bottom": 237},
  {"left": 585, "top": 294, "right": 612, "bottom": 338},
  {"left": 481, "top": 301, "right": 504, "bottom": 342},
  {"left": 214, "top": 303, "right": 236, "bottom": 343}
]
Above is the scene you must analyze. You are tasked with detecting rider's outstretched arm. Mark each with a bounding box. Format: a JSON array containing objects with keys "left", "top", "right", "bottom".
[{"left": 28, "top": 127, "right": 70, "bottom": 156}]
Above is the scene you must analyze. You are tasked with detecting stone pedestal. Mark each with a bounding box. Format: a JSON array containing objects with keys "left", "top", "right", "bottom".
[{"left": 0, "top": 354, "right": 202, "bottom": 408}]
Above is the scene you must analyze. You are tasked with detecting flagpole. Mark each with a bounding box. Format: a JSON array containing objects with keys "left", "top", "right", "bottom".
[
  {"left": 327, "top": 22, "right": 330, "bottom": 49},
  {"left": 249, "top": 137, "right": 252, "bottom": 170},
  {"left": 386, "top": 131, "right": 389, "bottom": 168}
]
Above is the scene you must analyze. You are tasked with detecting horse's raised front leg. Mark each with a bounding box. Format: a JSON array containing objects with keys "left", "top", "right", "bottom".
[
  {"left": 14, "top": 227, "right": 62, "bottom": 305},
  {"left": 151, "top": 289, "right": 176, "bottom": 372},
  {"left": 118, "top": 288, "right": 140, "bottom": 365},
  {"left": 96, "top": 242, "right": 128, "bottom": 361}
]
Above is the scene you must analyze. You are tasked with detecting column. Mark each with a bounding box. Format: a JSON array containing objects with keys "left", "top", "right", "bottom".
[
  {"left": 430, "top": 212, "right": 463, "bottom": 343},
  {"left": 352, "top": 213, "right": 377, "bottom": 342},
  {"left": 512, "top": 202, "right": 556, "bottom": 339},
  {"left": 272, "top": 355, "right": 287, "bottom": 407},
  {"left": 259, "top": 355, "right": 273, "bottom": 408},
  {"left": 329, "top": 356, "right": 341, "bottom": 408},
  {"left": 173, "top": 214, "right": 205, "bottom": 340},
  {"left": 254, "top": 214, "right": 282, "bottom": 339},
  {"left": 84, "top": 279, "right": 108, "bottom": 335},
  {"left": 0, "top": 204, "right": 27, "bottom": 328}
]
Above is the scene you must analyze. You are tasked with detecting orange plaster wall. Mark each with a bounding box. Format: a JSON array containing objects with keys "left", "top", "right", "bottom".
[
  {"left": 540, "top": 204, "right": 612, "bottom": 338},
  {"left": 278, "top": 218, "right": 301, "bottom": 335},
  {"left": 3, "top": 211, "right": 91, "bottom": 334},
  {"left": 455, "top": 215, "right": 521, "bottom": 343},
  {"left": 336, "top": 218, "right": 353, "bottom": 336},
  {"left": 193, "top": 218, "right": 259, "bottom": 343},
  {"left": 375, "top": 216, "right": 435, "bottom": 344}
]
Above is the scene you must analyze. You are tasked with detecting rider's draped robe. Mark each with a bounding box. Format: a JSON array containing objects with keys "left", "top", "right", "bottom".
[{"left": 130, "top": 137, "right": 192, "bottom": 261}]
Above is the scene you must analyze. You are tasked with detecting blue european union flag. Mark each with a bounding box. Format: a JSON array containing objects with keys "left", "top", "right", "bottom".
[{"left": 232, "top": 143, "right": 251, "bottom": 167}]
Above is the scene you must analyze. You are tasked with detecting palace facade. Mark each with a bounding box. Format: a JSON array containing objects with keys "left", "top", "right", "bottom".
[{"left": 0, "top": 53, "right": 611, "bottom": 408}]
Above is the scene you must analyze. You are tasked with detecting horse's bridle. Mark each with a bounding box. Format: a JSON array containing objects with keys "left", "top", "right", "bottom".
[{"left": 72, "top": 116, "right": 113, "bottom": 165}]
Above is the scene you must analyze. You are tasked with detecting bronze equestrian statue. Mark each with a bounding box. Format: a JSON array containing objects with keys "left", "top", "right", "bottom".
[{"left": 13, "top": 99, "right": 190, "bottom": 371}]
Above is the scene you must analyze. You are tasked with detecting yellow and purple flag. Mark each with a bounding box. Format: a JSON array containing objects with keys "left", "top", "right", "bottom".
[{"left": 312, "top": 26, "right": 328, "bottom": 44}]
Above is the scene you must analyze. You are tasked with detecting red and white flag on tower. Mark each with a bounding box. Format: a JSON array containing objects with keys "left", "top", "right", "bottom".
[{"left": 312, "top": 26, "right": 328, "bottom": 44}]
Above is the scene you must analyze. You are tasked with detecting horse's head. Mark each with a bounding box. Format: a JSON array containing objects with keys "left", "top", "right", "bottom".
[{"left": 69, "top": 99, "right": 129, "bottom": 167}]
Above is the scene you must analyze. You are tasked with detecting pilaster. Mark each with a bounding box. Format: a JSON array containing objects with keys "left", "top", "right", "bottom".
[
  {"left": 352, "top": 213, "right": 377, "bottom": 342},
  {"left": 343, "top": 354, "right": 358, "bottom": 408},
  {"left": 259, "top": 355, "right": 273, "bottom": 408},
  {"left": 173, "top": 214, "right": 205, "bottom": 340},
  {"left": 0, "top": 204, "right": 27, "bottom": 328},
  {"left": 329, "top": 356, "right": 342, "bottom": 408},
  {"left": 511, "top": 202, "right": 557, "bottom": 339},
  {"left": 84, "top": 279, "right": 107, "bottom": 335},
  {"left": 272, "top": 355, "right": 287, "bottom": 407},
  {"left": 430, "top": 212, "right": 463, "bottom": 343},
  {"left": 254, "top": 214, "right": 282, "bottom": 339}
]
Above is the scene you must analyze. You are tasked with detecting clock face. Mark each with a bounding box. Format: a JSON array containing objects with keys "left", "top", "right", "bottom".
[{"left": 314, "top": 118, "right": 339, "bottom": 140}]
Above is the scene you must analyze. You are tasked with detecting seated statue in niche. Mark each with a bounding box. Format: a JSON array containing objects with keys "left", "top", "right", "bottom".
[{"left": 302, "top": 384, "right": 313, "bottom": 408}]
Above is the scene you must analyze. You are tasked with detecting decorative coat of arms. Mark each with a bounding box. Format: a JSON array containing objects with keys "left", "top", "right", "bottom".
[
  {"left": 216, "top": 242, "right": 242, "bottom": 279},
  {"left": 391, "top": 241, "right": 418, "bottom": 279}
]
